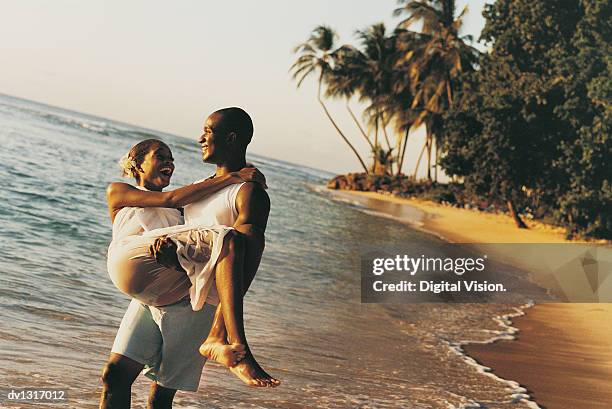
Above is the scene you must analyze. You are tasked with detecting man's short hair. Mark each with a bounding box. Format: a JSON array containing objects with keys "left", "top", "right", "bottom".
[{"left": 214, "top": 107, "right": 254, "bottom": 146}]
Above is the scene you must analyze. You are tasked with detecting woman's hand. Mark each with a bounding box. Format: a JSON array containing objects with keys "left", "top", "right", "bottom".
[{"left": 231, "top": 167, "right": 268, "bottom": 189}]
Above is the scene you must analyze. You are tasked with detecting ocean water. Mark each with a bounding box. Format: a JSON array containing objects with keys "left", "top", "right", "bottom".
[{"left": 0, "top": 94, "right": 538, "bottom": 408}]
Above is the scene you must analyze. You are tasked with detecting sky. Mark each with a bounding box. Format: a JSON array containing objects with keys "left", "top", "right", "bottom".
[{"left": 0, "top": 0, "right": 490, "bottom": 174}]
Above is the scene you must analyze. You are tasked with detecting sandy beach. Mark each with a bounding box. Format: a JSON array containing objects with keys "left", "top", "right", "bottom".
[
  {"left": 332, "top": 189, "right": 574, "bottom": 244},
  {"left": 464, "top": 303, "right": 612, "bottom": 409},
  {"left": 334, "top": 188, "right": 612, "bottom": 408}
]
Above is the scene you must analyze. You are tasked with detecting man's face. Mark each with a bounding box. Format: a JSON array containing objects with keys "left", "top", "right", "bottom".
[{"left": 198, "top": 113, "right": 226, "bottom": 164}]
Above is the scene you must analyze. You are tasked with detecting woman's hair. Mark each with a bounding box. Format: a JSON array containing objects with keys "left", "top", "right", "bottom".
[{"left": 118, "top": 139, "right": 168, "bottom": 181}]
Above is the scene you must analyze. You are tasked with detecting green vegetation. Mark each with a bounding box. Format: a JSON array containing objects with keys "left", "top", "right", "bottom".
[
  {"left": 292, "top": 0, "right": 610, "bottom": 239},
  {"left": 442, "top": 0, "right": 610, "bottom": 238},
  {"left": 291, "top": 0, "right": 478, "bottom": 180}
]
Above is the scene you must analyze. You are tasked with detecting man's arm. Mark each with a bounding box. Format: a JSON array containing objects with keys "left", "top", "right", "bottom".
[{"left": 233, "top": 182, "right": 270, "bottom": 291}]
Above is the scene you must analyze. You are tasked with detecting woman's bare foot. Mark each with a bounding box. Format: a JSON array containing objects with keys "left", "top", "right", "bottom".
[
  {"left": 149, "top": 236, "right": 184, "bottom": 272},
  {"left": 199, "top": 340, "right": 246, "bottom": 367},
  {"left": 229, "top": 353, "right": 281, "bottom": 387}
]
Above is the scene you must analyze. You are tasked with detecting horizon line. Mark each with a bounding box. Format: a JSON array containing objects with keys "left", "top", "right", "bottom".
[{"left": 0, "top": 91, "right": 335, "bottom": 177}]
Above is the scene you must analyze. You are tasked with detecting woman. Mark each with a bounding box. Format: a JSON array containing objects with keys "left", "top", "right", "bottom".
[{"left": 106, "top": 138, "right": 279, "bottom": 387}]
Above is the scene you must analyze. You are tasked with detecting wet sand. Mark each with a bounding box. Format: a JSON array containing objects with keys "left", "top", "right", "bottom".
[
  {"left": 333, "top": 189, "right": 612, "bottom": 408},
  {"left": 464, "top": 304, "right": 612, "bottom": 409}
]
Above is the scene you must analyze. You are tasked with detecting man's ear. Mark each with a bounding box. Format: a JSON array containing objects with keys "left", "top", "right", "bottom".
[{"left": 227, "top": 131, "right": 238, "bottom": 146}]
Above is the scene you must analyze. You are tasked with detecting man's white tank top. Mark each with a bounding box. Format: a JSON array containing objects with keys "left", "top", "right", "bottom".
[{"left": 184, "top": 181, "right": 246, "bottom": 227}]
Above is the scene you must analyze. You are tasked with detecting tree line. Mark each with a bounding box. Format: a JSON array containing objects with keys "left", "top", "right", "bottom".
[{"left": 291, "top": 0, "right": 610, "bottom": 239}]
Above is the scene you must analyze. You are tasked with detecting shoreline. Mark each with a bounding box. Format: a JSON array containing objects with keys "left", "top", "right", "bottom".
[
  {"left": 464, "top": 303, "right": 612, "bottom": 409},
  {"left": 326, "top": 187, "right": 612, "bottom": 408},
  {"left": 328, "top": 189, "right": 580, "bottom": 244}
]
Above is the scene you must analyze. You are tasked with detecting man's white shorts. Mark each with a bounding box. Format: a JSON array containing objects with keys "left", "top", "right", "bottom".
[{"left": 111, "top": 298, "right": 216, "bottom": 391}]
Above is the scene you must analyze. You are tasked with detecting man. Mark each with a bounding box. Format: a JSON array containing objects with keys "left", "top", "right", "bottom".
[{"left": 99, "top": 107, "right": 278, "bottom": 409}]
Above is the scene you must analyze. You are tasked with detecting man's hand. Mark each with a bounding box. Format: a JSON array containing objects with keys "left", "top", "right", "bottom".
[{"left": 149, "top": 236, "right": 185, "bottom": 272}]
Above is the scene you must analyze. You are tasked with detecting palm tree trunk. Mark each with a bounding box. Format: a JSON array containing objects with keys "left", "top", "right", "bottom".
[
  {"left": 317, "top": 82, "right": 369, "bottom": 174},
  {"left": 507, "top": 199, "right": 528, "bottom": 229},
  {"left": 413, "top": 141, "right": 427, "bottom": 180},
  {"left": 381, "top": 122, "right": 393, "bottom": 174},
  {"left": 446, "top": 74, "right": 453, "bottom": 106},
  {"left": 426, "top": 133, "right": 432, "bottom": 182},
  {"left": 373, "top": 117, "right": 380, "bottom": 173},
  {"left": 374, "top": 117, "right": 379, "bottom": 152},
  {"left": 395, "top": 132, "right": 403, "bottom": 175},
  {"left": 382, "top": 121, "right": 392, "bottom": 152},
  {"left": 434, "top": 138, "right": 439, "bottom": 183},
  {"left": 346, "top": 102, "right": 373, "bottom": 150},
  {"left": 397, "top": 127, "right": 410, "bottom": 177}
]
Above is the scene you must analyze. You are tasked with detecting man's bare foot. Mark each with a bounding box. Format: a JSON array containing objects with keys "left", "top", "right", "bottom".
[
  {"left": 149, "top": 236, "right": 184, "bottom": 272},
  {"left": 229, "top": 353, "right": 281, "bottom": 387},
  {"left": 199, "top": 340, "right": 246, "bottom": 367}
]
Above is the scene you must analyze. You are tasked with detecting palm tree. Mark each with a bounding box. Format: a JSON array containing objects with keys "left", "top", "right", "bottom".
[
  {"left": 290, "top": 25, "right": 369, "bottom": 173},
  {"left": 390, "top": 86, "right": 419, "bottom": 177},
  {"left": 394, "top": 0, "right": 480, "bottom": 181},
  {"left": 331, "top": 23, "right": 403, "bottom": 175},
  {"left": 322, "top": 44, "right": 376, "bottom": 154},
  {"left": 374, "top": 27, "right": 430, "bottom": 179}
]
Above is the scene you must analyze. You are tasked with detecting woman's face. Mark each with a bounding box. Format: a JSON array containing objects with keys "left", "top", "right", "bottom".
[{"left": 137, "top": 144, "right": 175, "bottom": 191}]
